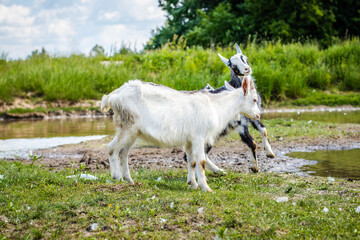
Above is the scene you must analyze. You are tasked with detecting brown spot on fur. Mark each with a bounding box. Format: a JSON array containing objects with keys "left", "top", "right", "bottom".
[
  {"left": 200, "top": 160, "right": 206, "bottom": 170},
  {"left": 191, "top": 162, "right": 196, "bottom": 168},
  {"left": 264, "top": 129, "right": 268, "bottom": 138},
  {"left": 109, "top": 149, "right": 114, "bottom": 156}
]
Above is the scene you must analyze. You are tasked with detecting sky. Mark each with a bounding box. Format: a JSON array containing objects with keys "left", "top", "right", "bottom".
[{"left": 0, "top": 0, "right": 166, "bottom": 59}]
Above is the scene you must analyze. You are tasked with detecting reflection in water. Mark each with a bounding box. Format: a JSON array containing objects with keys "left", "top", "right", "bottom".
[
  {"left": 263, "top": 110, "right": 360, "bottom": 124},
  {"left": 0, "top": 118, "right": 114, "bottom": 139},
  {"left": 288, "top": 148, "right": 360, "bottom": 179}
]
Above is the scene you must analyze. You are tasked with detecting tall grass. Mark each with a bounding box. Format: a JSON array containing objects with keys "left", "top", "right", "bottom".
[{"left": 0, "top": 38, "right": 359, "bottom": 104}]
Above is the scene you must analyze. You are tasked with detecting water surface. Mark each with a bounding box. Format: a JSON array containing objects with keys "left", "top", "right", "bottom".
[
  {"left": 288, "top": 148, "right": 360, "bottom": 179},
  {"left": 263, "top": 110, "right": 360, "bottom": 124}
]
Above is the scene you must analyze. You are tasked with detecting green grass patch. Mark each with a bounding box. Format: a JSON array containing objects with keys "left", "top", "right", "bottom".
[
  {"left": 289, "top": 91, "right": 360, "bottom": 106},
  {"left": 221, "top": 118, "right": 348, "bottom": 144},
  {"left": 0, "top": 160, "right": 359, "bottom": 239},
  {"left": 0, "top": 39, "right": 359, "bottom": 105}
]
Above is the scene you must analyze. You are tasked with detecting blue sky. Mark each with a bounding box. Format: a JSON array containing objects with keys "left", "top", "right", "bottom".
[{"left": 0, "top": 0, "right": 166, "bottom": 59}]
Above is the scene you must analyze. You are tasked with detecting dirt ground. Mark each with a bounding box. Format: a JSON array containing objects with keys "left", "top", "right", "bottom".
[{"left": 18, "top": 130, "right": 359, "bottom": 175}]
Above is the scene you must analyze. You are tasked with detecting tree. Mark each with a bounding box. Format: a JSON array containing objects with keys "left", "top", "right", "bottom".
[
  {"left": 90, "top": 44, "right": 105, "bottom": 57},
  {"left": 146, "top": 0, "right": 360, "bottom": 48}
]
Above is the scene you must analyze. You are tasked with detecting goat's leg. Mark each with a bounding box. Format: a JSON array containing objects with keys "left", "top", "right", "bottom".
[
  {"left": 108, "top": 136, "right": 122, "bottom": 181},
  {"left": 185, "top": 145, "right": 226, "bottom": 175},
  {"left": 204, "top": 145, "right": 227, "bottom": 175},
  {"left": 117, "top": 131, "right": 137, "bottom": 184},
  {"left": 192, "top": 142, "right": 212, "bottom": 192},
  {"left": 250, "top": 119, "right": 275, "bottom": 158},
  {"left": 184, "top": 144, "right": 198, "bottom": 189},
  {"left": 237, "top": 124, "right": 259, "bottom": 173}
]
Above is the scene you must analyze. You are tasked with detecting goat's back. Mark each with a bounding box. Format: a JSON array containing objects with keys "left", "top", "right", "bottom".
[{"left": 102, "top": 80, "right": 223, "bottom": 145}]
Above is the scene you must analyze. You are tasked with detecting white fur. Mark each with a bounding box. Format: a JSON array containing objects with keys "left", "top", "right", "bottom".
[{"left": 101, "top": 79, "right": 260, "bottom": 192}]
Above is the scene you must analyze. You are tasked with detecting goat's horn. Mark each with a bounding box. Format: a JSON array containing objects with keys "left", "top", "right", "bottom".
[{"left": 235, "top": 43, "right": 242, "bottom": 55}]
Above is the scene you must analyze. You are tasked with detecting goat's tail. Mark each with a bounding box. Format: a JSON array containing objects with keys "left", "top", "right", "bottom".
[{"left": 100, "top": 94, "right": 111, "bottom": 112}]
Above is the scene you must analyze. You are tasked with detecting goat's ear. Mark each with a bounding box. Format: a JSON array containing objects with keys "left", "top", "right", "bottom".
[
  {"left": 235, "top": 43, "right": 242, "bottom": 55},
  {"left": 242, "top": 77, "right": 248, "bottom": 96},
  {"left": 249, "top": 77, "right": 255, "bottom": 90},
  {"left": 224, "top": 81, "right": 235, "bottom": 91},
  {"left": 218, "top": 53, "right": 230, "bottom": 67}
]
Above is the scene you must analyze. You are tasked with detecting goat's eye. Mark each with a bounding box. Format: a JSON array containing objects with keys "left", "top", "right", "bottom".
[{"left": 253, "top": 99, "right": 257, "bottom": 103}]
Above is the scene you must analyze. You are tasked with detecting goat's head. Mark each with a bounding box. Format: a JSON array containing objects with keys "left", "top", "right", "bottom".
[
  {"left": 224, "top": 77, "right": 260, "bottom": 120},
  {"left": 218, "top": 43, "right": 252, "bottom": 78}
]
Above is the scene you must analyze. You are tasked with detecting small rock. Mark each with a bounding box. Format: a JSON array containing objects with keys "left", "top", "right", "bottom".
[
  {"left": 87, "top": 223, "right": 99, "bottom": 232},
  {"left": 170, "top": 202, "right": 174, "bottom": 209},
  {"left": 156, "top": 177, "right": 162, "bottom": 182},
  {"left": 159, "top": 218, "right": 167, "bottom": 223},
  {"left": 292, "top": 202, "right": 297, "bottom": 206},
  {"left": 0, "top": 215, "right": 9, "bottom": 223},
  {"left": 66, "top": 174, "right": 98, "bottom": 180},
  {"left": 327, "top": 177, "right": 335, "bottom": 182},
  {"left": 197, "top": 207, "right": 204, "bottom": 214},
  {"left": 151, "top": 195, "right": 156, "bottom": 200},
  {"left": 322, "top": 207, "right": 329, "bottom": 213},
  {"left": 0, "top": 174, "right": 3, "bottom": 180},
  {"left": 276, "top": 197, "right": 288, "bottom": 203},
  {"left": 355, "top": 206, "right": 360, "bottom": 213},
  {"left": 307, "top": 120, "right": 312, "bottom": 124}
]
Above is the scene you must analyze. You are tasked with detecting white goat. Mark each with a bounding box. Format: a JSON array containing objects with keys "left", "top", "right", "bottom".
[{"left": 101, "top": 78, "right": 260, "bottom": 192}]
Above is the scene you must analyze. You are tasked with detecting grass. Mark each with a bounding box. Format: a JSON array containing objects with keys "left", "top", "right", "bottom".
[
  {"left": 0, "top": 38, "right": 359, "bottom": 105},
  {"left": 219, "top": 118, "right": 357, "bottom": 145},
  {"left": 0, "top": 160, "right": 359, "bottom": 239}
]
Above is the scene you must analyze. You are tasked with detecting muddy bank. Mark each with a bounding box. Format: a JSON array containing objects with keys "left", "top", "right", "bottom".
[
  {"left": 1, "top": 98, "right": 359, "bottom": 120},
  {"left": 11, "top": 132, "right": 360, "bottom": 177}
]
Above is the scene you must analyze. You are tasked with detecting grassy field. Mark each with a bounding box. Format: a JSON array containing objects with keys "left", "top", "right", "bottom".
[
  {"left": 0, "top": 160, "right": 359, "bottom": 239},
  {"left": 0, "top": 38, "right": 359, "bottom": 106}
]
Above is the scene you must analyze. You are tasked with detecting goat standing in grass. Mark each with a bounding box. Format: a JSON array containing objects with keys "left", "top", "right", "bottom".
[
  {"left": 185, "top": 44, "right": 275, "bottom": 174},
  {"left": 101, "top": 78, "right": 260, "bottom": 192}
]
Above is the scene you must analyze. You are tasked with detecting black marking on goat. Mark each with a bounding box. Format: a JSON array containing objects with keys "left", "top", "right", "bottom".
[
  {"left": 205, "top": 144, "right": 212, "bottom": 154},
  {"left": 220, "top": 122, "right": 237, "bottom": 137},
  {"left": 239, "top": 123, "right": 257, "bottom": 161},
  {"left": 183, "top": 153, "right": 188, "bottom": 162},
  {"left": 240, "top": 55, "right": 247, "bottom": 64}
]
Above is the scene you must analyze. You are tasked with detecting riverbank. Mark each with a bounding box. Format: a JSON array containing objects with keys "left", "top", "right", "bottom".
[
  {"left": 4, "top": 117, "right": 359, "bottom": 177},
  {"left": 1, "top": 96, "right": 360, "bottom": 121}
]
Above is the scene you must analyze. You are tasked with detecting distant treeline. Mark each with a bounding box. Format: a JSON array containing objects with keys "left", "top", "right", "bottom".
[
  {"left": 0, "top": 39, "right": 359, "bottom": 105},
  {"left": 146, "top": 0, "right": 360, "bottom": 49}
]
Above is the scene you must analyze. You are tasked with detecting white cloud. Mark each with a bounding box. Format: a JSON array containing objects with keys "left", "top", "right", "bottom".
[
  {"left": 98, "top": 10, "right": 120, "bottom": 22},
  {"left": 0, "top": 4, "right": 35, "bottom": 26},
  {"left": 0, "top": 0, "right": 166, "bottom": 59}
]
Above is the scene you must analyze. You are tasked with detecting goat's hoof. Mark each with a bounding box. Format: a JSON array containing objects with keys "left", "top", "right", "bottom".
[
  {"left": 218, "top": 169, "right": 227, "bottom": 175},
  {"left": 112, "top": 176, "right": 123, "bottom": 181},
  {"left": 188, "top": 183, "right": 199, "bottom": 190},
  {"left": 201, "top": 187, "right": 213, "bottom": 193},
  {"left": 266, "top": 152, "right": 275, "bottom": 158},
  {"left": 124, "top": 178, "right": 134, "bottom": 185},
  {"left": 250, "top": 167, "right": 260, "bottom": 173}
]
